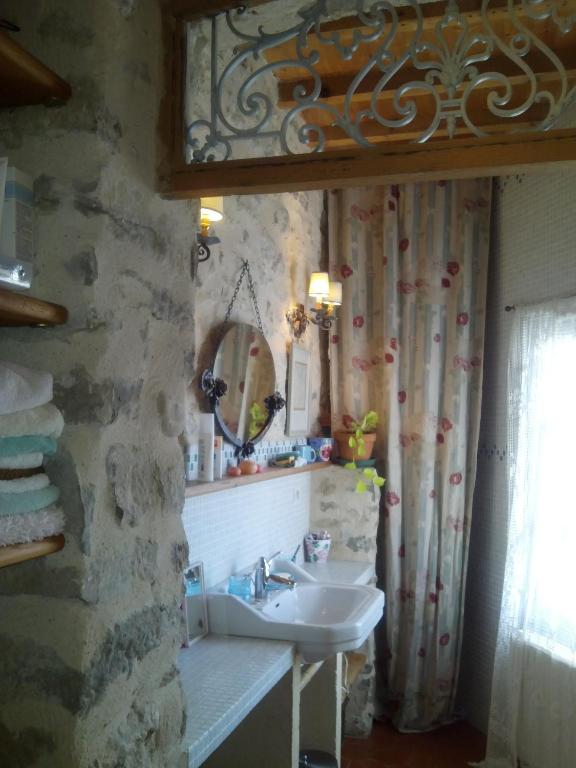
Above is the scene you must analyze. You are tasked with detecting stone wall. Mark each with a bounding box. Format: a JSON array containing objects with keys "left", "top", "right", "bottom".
[
  {"left": 0, "top": 3, "right": 195, "bottom": 766},
  {"left": 0, "top": 2, "right": 325, "bottom": 766},
  {"left": 310, "top": 466, "right": 380, "bottom": 563}
]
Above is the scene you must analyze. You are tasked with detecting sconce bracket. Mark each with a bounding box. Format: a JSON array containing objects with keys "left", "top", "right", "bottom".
[
  {"left": 196, "top": 233, "right": 221, "bottom": 264},
  {"left": 287, "top": 302, "right": 335, "bottom": 337},
  {"left": 309, "top": 305, "right": 335, "bottom": 331}
]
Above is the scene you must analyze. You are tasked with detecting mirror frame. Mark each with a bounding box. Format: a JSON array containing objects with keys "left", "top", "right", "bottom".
[{"left": 200, "top": 324, "right": 286, "bottom": 458}]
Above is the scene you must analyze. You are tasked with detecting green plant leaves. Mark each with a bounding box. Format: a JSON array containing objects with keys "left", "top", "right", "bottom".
[
  {"left": 348, "top": 436, "right": 357, "bottom": 448},
  {"left": 360, "top": 410, "right": 378, "bottom": 432},
  {"left": 355, "top": 480, "right": 367, "bottom": 494},
  {"left": 344, "top": 462, "right": 356, "bottom": 471},
  {"left": 374, "top": 476, "right": 385, "bottom": 487},
  {"left": 363, "top": 467, "right": 376, "bottom": 477}
]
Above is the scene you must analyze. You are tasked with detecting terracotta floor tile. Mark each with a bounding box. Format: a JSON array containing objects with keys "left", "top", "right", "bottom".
[{"left": 342, "top": 720, "right": 486, "bottom": 768}]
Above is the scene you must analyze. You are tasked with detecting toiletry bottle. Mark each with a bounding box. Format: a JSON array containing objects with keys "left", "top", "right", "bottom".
[{"left": 198, "top": 413, "right": 215, "bottom": 482}]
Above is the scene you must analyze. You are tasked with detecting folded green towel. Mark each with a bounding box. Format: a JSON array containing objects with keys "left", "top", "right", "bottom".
[
  {"left": 0, "top": 436, "right": 57, "bottom": 458},
  {"left": 0, "top": 403, "right": 64, "bottom": 439},
  {"left": 0, "top": 485, "right": 60, "bottom": 516}
]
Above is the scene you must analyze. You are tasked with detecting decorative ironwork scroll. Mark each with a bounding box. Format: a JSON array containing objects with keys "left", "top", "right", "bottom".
[{"left": 186, "top": 0, "right": 576, "bottom": 162}]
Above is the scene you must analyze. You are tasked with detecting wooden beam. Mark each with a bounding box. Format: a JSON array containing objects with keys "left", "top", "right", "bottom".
[
  {"left": 164, "top": 0, "right": 270, "bottom": 21},
  {"left": 315, "top": 115, "right": 549, "bottom": 150},
  {"left": 160, "top": 129, "right": 576, "bottom": 198},
  {"left": 277, "top": 49, "right": 576, "bottom": 108}
]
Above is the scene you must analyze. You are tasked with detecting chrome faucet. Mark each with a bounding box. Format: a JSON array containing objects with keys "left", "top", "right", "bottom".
[{"left": 253, "top": 554, "right": 295, "bottom": 600}]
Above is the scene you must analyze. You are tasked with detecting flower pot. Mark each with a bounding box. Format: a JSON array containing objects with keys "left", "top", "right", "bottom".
[{"left": 333, "top": 431, "right": 377, "bottom": 461}]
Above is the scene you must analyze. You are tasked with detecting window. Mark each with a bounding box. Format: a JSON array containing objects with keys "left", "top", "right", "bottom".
[{"left": 509, "top": 302, "right": 576, "bottom": 659}]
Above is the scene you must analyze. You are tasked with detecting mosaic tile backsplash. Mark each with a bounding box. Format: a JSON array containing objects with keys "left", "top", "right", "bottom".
[
  {"left": 182, "top": 471, "right": 311, "bottom": 589},
  {"left": 184, "top": 437, "right": 309, "bottom": 482}
]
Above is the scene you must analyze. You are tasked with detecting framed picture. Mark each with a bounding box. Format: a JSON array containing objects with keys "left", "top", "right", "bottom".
[
  {"left": 286, "top": 344, "right": 311, "bottom": 437},
  {"left": 182, "top": 561, "right": 208, "bottom": 647}
]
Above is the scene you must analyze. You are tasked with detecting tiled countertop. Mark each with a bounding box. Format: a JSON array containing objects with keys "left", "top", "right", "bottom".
[
  {"left": 299, "top": 560, "right": 374, "bottom": 586},
  {"left": 178, "top": 635, "right": 295, "bottom": 768}
]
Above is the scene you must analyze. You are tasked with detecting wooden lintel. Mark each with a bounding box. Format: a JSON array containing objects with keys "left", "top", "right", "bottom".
[
  {"left": 278, "top": 50, "right": 576, "bottom": 108},
  {"left": 160, "top": 129, "right": 576, "bottom": 198},
  {"left": 164, "top": 0, "right": 270, "bottom": 21}
]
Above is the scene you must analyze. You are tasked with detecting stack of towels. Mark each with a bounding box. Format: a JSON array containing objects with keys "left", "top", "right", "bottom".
[{"left": 0, "top": 361, "right": 64, "bottom": 547}]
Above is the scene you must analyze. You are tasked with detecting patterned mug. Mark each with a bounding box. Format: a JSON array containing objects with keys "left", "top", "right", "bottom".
[
  {"left": 308, "top": 437, "right": 334, "bottom": 463},
  {"left": 304, "top": 533, "right": 332, "bottom": 563},
  {"left": 293, "top": 445, "right": 317, "bottom": 463}
]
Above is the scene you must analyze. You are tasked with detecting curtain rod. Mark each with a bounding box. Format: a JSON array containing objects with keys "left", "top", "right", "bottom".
[{"left": 505, "top": 293, "right": 576, "bottom": 312}]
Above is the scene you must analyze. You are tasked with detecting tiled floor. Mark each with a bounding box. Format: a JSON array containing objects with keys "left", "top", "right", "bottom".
[{"left": 342, "top": 720, "right": 486, "bottom": 768}]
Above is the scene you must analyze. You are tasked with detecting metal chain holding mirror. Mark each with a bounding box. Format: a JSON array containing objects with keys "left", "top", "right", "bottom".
[
  {"left": 201, "top": 260, "right": 285, "bottom": 458},
  {"left": 186, "top": 0, "right": 576, "bottom": 163}
]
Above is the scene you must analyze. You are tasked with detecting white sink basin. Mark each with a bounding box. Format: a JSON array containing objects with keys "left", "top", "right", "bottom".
[{"left": 207, "top": 582, "right": 384, "bottom": 662}]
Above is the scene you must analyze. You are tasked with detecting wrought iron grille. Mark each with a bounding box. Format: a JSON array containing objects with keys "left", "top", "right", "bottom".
[{"left": 185, "top": 0, "right": 576, "bottom": 162}]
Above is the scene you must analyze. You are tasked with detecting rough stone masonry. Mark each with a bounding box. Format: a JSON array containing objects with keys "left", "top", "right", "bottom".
[{"left": 0, "top": 2, "right": 194, "bottom": 766}]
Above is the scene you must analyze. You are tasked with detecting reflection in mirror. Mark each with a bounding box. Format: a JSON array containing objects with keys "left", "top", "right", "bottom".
[{"left": 213, "top": 324, "right": 276, "bottom": 445}]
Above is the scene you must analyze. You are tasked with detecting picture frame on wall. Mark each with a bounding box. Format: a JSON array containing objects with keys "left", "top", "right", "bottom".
[
  {"left": 182, "top": 562, "right": 208, "bottom": 647},
  {"left": 286, "top": 344, "right": 311, "bottom": 437}
]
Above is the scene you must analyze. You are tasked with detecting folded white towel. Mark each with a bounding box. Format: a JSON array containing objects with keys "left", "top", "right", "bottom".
[
  {"left": 0, "top": 361, "right": 53, "bottom": 416},
  {"left": 0, "top": 452, "right": 43, "bottom": 470},
  {"left": 0, "top": 403, "right": 64, "bottom": 440},
  {"left": 0, "top": 474, "right": 50, "bottom": 493},
  {"left": 0, "top": 505, "right": 64, "bottom": 546}
]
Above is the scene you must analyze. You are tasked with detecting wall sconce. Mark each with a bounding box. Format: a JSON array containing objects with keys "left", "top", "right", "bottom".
[
  {"left": 196, "top": 196, "right": 224, "bottom": 264},
  {"left": 286, "top": 272, "right": 342, "bottom": 339}
]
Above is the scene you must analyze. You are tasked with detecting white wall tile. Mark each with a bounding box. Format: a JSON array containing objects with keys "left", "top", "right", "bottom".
[{"left": 182, "top": 473, "right": 311, "bottom": 588}]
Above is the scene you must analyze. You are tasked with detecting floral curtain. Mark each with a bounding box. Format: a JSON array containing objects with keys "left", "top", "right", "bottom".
[{"left": 328, "top": 180, "right": 491, "bottom": 730}]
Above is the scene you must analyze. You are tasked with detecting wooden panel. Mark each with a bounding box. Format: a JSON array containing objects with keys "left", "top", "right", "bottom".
[
  {"left": 162, "top": 129, "right": 576, "bottom": 198},
  {"left": 0, "top": 287, "right": 68, "bottom": 327},
  {"left": 0, "top": 30, "right": 71, "bottom": 108},
  {"left": 0, "top": 535, "right": 65, "bottom": 569}
]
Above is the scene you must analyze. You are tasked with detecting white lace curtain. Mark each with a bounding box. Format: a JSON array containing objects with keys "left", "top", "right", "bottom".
[{"left": 483, "top": 296, "right": 576, "bottom": 768}]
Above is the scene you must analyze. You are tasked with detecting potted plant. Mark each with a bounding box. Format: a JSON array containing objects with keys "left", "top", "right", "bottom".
[
  {"left": 334, "top": 410, "right": 379, "bottom": 461},
  {"left": 334, "top": 410, "right": 385, "bottom": 495}
]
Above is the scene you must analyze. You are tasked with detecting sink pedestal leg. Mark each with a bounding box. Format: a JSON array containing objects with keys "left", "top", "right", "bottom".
[{"left": 300, "top": 653, "right": 343, "bottom": 765}]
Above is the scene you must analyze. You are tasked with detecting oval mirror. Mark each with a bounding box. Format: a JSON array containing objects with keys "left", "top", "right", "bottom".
[{"left": 202, "top": 323, "right": 284, "bottom": 452}]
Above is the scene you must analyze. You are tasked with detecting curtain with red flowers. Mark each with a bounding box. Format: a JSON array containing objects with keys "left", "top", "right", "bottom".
[{"left": 328, "top": 180, "right": 491, "bottom": 731}]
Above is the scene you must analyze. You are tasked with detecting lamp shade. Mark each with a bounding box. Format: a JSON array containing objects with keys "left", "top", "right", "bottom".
[
  {"left": 325, "top": 281, "right": 342, "bottom": 306},
  {"left": 308, "top": 272, "right": 330, "bottom": 299},
  {"left": 200, "top": 196, "right": 224, "bottom": 223}
]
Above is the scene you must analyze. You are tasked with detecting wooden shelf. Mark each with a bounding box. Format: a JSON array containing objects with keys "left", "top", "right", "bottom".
[
  {"left": 0, "top": 534, "right": 65, "bottom": 569},
  {"left": 0, "top": 287, "right": 68, "bottom": 326},
  {"left": 0, "top": 30, "right": 71, "bottom": 108},
  {"left": 185, "top": 462, "right": 331, "bottom": 498}
]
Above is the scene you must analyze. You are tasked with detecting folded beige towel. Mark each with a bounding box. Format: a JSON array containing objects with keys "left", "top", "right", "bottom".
[
  {"left": 0, "top": 452, "right": 43, "bottom": 470},
  {"left": 0, "top": 403, "right": 64, "bottom": 440},
  {"left": 0, "top": 505, "right": 64, "bottom": 546},
  {"left": 0, "top": 474, "right": 50, "bottom": 494}
]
